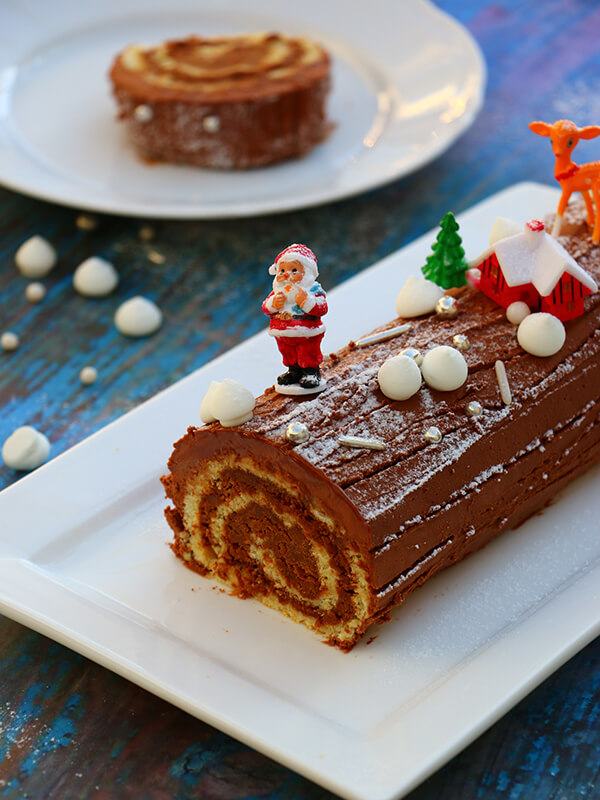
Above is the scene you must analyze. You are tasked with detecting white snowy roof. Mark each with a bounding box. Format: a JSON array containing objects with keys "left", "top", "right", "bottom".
[{"left": 469, "top": 220, "right": 598, "bottom": 297}]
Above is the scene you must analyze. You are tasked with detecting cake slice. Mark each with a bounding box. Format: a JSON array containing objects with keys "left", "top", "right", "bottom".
[
  {"left": 162, "top": 202, "right": 600, "bottom": 650},
  {"left": 109, "top": 33, "right": 330, "bottom": 169}
]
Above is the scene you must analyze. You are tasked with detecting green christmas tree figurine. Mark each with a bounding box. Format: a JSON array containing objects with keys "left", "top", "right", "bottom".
[{"left": 421, "top": 212, "right": 468, "bottom": 289}]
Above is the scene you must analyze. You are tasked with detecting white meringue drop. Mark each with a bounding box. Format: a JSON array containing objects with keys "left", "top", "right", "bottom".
[
  {"left": 2, "top": 426, "right": 50, "bottom": 471},
  {"left": 395, "top": 275, "right": 444, "bottom": 318},
  {"left": 517, "top": 312, "right": 565, "bottom": 357},
  {"left": 200, "top": 381, "right": 221, "bottom": 424},
  {"left": 73, "top": 257, "right": 119, "bottom": 297},
  {"left": 15, "top": 236, "right": 57, "bottom": 278},
  {"left": 114, "top": 296, "right": 162, "bottom": 337},
  {"left": 211, "top": 379, "right": 255, "bottom": 427}
]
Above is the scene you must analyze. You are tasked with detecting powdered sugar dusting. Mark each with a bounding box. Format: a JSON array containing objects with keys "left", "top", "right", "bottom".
[
  {"left": 242, "top": 213, "right": 600, "bottom": 538},
  {"left": 376, "top": 538, "right": 454, "bottom": 598}
]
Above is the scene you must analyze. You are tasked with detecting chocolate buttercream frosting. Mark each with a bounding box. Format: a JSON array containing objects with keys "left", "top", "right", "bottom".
[{"left": 162, "top": 202, "right": 600, "bottom": 649}]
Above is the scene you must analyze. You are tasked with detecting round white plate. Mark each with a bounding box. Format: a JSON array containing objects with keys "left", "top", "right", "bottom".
[{"left": 0, "top": 0, "right": 485, "bottom": 218}]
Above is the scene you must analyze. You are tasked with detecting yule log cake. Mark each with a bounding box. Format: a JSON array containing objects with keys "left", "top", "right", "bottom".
[{"left": 162, "top": 202, "right": 600, "bottom": 651}]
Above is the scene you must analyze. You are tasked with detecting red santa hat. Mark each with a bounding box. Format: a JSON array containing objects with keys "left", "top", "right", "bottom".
[{"left": 268, "top": 243, "right": 318, "bottom": 278}]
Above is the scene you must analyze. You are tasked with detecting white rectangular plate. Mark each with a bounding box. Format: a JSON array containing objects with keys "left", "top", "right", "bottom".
[{"left": 1, "top": 183, "right": 599, "bottom": 800}]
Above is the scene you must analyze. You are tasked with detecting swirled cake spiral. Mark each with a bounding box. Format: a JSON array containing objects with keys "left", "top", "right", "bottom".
[{"left": 109, "top": 33, "right": 331, "bottom": 168}]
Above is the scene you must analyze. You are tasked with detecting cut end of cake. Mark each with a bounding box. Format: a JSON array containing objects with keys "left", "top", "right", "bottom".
[{"left": 161, "top": 426, "right": 376, "bottom": 650}]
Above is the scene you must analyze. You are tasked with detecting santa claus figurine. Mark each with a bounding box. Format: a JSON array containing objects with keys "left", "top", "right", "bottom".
[{"left": 262, "top": 243, "right": 328, "bottom": 394}]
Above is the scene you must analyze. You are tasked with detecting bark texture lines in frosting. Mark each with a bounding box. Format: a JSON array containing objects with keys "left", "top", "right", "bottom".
[{"left": 162, "top": 200, "right": 600, "bottom": 650}]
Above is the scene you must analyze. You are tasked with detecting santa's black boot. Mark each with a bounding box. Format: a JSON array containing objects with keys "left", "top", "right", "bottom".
[
  {"left": 277, "top": 365, "right": 302, "bottom": 385},
  {"left": 299, "top": 367, "right": 321, "bottom": 389}
]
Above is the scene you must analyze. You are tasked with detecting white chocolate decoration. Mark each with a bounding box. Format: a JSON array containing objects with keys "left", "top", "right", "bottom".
[
  {"left": 201, "top": 379, "right": 255, "bottom": 427},
  {"left": 15, "top": 236, "right": 57, "bottom": 278},
  {"left": 1, "top": 331, "right": 19, "bottom": 351},
  {"left": 2, "top": 426, "right": 50, "bottom": 471},
  {"left": 355, "top": 323, "right": 411, "bottom": 348},
  {"left": 200, "top": 381, "right": 220, "bottom": 423},
  {"left": 494, "top": 359, "right": 512, "bottom": 405},
  {"left": 395, "top": 275, "right": 444, "bottom": 318},
  {"left": 114, "top": 296, "right": 162, "bottom": 337},
  {"left": 73, "top": 257, "right": 119, "bottom": 297},
  {"left": 338, "top": 435, "right": 386, "bottom": 451},
  {"left": 378, "top": 354, "right": 422, "bottom": 401},
  {"left": 80, "top": 366, "right": 98, "bottom": 385},
  {"left": 25, "top": 282, "right": 46, "bottom": 303},
  {"left": 506, "top": 301, "right": 530, "bottom": 325},
  {"left": 517, "top": 312, "right": 565, "bottom": 357},
  {"left": 421, "top": 345, "right": 468, "bottom": 391}
]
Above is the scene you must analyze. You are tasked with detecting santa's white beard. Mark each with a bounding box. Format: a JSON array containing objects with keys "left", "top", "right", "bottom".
[{"left": 272, "top": 276, "right": 315, "bottom": 313}]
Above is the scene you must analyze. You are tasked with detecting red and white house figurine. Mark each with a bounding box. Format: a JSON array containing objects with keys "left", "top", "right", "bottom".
[{"left": 467, "top": 218, "right": 598, "bottom": 321}]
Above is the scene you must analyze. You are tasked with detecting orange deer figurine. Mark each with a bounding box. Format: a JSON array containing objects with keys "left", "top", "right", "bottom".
[{"left": 529, "top": 119, "right": 600, "bottom": 243}]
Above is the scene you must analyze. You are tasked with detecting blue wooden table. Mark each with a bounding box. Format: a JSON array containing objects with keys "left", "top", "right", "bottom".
[{"left": 1, "top": 1, "right": 599, "bottom": 797}]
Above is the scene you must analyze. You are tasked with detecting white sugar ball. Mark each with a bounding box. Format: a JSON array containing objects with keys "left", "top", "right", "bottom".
[
  {"left": 15, "top": 236, "right": 57, "bottom": 278},
  {"left": 421, "top": 345, "right": 468, "bottom": 392},
  {"left": 517, "top": 312, "right": 565, "bottom": 357},
  {"left": 1, "top": 331, "right": 19, "bottom": 351},
  {"left": 76, "top": 213, "right": 99, "bottom": 231},
  {"left": 73, "top": 257, "right": 119, "bottom": 297},
  {"left": 395, "top": 275, "right": 444, "bottom": 318},
  {"left": 2, "top": 425, "right": 50, "bottom": 471},
  {"left": 506, "top": 301, "right": 530, "bottom": 325},
  {"left": 378, "top": 355, "right": 422, "bottom": 401},
  {"left": 114, "top": 296, "right": 162, "bottom": 337},
  {"left": 80, "top": 366, "right": 98, "bottom": 385},
  {"left": 211, "top": 379, "right": 255, "bottom": 427},
  {"left": 25, "top": 282, "right": 46, "bottom": 303},
  {"left": 200, "top": 381, "right": 220, "bottom": 424}
]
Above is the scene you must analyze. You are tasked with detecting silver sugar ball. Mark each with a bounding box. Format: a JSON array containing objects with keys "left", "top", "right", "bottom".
[
  {"left": 202, "top": 115, "right": 221, "bottom": 133},
  {"left": 436, "top": 295, "right": 459, "bottom": 319},
  {"left": 466, "top": 400, "right": 483, "bottom": 417},
  {"left": 134, "top": 104, "right": 153, "bottom": 123},
  {"left": 424, "top": 426, "right": 443, "bottom": 444},
  {"left": 399, "top": 347, "right": 423, "bottom": 366},
  {"left": 286, "top": 421, "right": 309, "bottom": 444},
  {"left": 452, "top": 333, "right": 470, "bottom": 351}
]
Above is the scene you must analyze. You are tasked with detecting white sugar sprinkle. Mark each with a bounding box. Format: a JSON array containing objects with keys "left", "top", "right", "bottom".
[
  {"left": 25, "top": 282, "right": 46, "bottom": 303},
  {"left": 1, "top": 332, "right": 19, "bottom": 351},
  {"left": 80, "top": 366, "right": 98, "bottom": 385}
]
